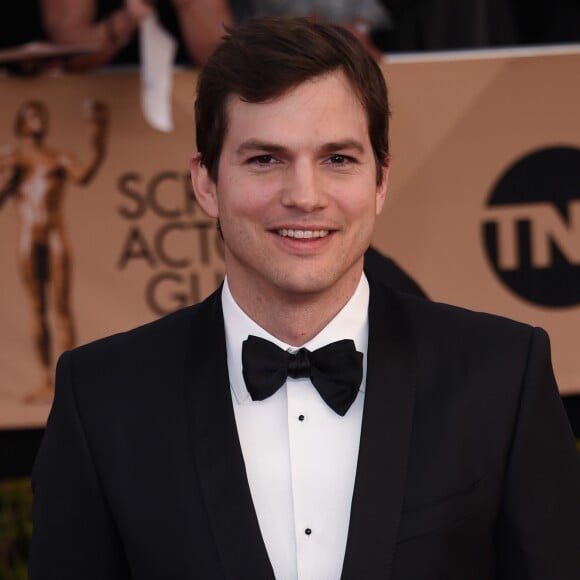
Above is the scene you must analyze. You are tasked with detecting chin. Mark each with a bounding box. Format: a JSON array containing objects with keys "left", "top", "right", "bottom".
[{"left": 272, "top": 267, "right": 355, "bottom": 298}]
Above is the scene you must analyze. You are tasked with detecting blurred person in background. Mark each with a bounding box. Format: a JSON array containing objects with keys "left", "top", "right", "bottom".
[
  {"left": 39, "top": 0, "right": 234, "bottom": 71},
  {"left": 246, "top": 0, "right": 392, "bottom": 57},
  {"left": 374, "top": 0, "right": 517, "bottom": 51}
]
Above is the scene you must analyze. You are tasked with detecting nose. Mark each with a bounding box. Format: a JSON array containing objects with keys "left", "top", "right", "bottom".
[{"left": 280, "top": 160, "right": 327, "bottom": 212}]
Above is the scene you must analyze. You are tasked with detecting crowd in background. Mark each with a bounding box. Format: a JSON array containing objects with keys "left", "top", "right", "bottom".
[{"left": 1, "top": 0, "right": 580, "bottom": 74}]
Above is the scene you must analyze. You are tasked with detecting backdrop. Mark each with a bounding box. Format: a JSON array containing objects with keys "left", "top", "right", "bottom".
[{"left": 1, "top": 45, "right": 579, "bottom": 428}]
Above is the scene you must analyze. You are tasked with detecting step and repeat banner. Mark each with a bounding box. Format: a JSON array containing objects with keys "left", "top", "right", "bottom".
[
  {"left": 1, "top": 47, "right": 579, "bottom": 428},
  {"left": 373, "top": 47, "right": 580, "bottom": 397}
]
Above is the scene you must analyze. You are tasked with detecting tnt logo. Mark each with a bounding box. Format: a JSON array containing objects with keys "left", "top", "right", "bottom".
[{"left": 483, "top": 147, "right": 580, "bottom": 307}]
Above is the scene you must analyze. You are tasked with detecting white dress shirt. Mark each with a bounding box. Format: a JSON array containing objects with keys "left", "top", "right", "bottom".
[{"left": 222, "top": 275, "right": 369, "bottom": 580}]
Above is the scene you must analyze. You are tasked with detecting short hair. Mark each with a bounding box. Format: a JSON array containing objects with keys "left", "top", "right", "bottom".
[
  {"left": 195, "top": 17, "right": 390, "bottom": 185},
  {"left": 14, "top": 100, "right": 49, "bottom": 137}
]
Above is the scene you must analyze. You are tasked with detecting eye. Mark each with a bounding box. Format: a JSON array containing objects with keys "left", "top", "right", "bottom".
[
  {"left": 327, "top": 154, "right": 354, "bottom": 166},
  {"left": 248, "top": 154, "right": 277, "bottom": 166}
]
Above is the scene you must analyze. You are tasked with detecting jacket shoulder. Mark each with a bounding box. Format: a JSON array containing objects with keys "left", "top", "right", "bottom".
[
  {"left": 397, "top": 289, "right": 537, "bottom": 344},
  {"left": 67, "top": 289, "right": 221, "bottom": 372}
]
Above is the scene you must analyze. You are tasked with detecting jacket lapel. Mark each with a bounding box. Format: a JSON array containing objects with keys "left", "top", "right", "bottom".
[
  {"left": 184, "top": 290, "right": 275, "bottom": 580},
  {"left": 341, "top": 278, "right": 417, "bottom": 580}
]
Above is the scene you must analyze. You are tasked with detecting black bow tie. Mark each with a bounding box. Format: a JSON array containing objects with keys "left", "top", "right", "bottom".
[{"left": 241, "top": 335, "right": 363, "bottom": 416}]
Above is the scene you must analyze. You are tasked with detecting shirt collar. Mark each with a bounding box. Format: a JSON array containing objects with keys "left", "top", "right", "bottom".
[{"left": 222, "top": 275, "right": 370, "bottom": 404}]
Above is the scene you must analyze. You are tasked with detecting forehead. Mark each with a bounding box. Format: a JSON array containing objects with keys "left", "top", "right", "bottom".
[{"left": 222, "top": 71, "right": 369, "bottom": 147}]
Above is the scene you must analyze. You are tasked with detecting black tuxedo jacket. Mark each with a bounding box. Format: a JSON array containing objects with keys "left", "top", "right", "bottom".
[{"left": 30, "top": 278, "right": 580, "bottom": 579}]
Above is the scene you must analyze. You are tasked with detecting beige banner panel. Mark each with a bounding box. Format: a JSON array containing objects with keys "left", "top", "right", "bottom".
[
  {"left": 1, "top": 48, "right": 579, "bottom": 427},
  {"left": 374, "top": 47, "right": 580, "bottom": 398}
]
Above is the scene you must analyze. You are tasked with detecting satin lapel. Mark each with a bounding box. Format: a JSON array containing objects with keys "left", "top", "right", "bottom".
[
  {"left": 184, "top": 290, "right": 274, "bottom": 580},
  {"left": 341, "top": 278, "right": 417, "bottom": 580}
]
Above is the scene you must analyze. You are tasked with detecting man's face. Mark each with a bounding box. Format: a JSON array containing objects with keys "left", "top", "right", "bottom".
[{"left": 193, "top": 70, "right": 388, "bottom": 305}]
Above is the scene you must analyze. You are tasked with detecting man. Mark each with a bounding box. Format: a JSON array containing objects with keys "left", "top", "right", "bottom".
[
  {"left": 0, "top": 99, "right": 109, "bottom": 403},
  {"left": 30, "top": 17, "right": 580, "bottom": 579}
]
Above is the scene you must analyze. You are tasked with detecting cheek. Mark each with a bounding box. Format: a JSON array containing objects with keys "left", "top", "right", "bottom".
[
  {"left": 221, "top": 178, "right": 281, "bottom": 216},
  {"left": 337, "top": 188, "right": 380, "bottom": 221}
]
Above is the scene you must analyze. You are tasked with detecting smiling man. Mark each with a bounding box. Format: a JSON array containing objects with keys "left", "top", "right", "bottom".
[
  {"left": 30, "top": 17, "right": 580, "bottom": 580},
  {"left": 192, "top": 69, "right": 386, "bottom": 345}
]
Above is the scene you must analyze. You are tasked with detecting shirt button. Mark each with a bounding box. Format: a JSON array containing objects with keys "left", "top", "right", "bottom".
[
  {"left": 305, "top": 528, "right": 312, "bottom": 535},
  {"left": 298, "top": 414, "right": 305, "bottom": 422}
]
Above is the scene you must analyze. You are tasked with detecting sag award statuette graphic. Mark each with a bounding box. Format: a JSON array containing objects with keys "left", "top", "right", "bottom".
[{"left": 0, "top": 99, "right": 110, "bottom": 403}]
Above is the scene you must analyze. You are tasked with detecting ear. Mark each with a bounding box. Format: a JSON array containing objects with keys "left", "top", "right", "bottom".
[
  {"left": 375, "top": 156, "right": 390, "bottom": 216},
  {"left": 190, "top": 153, "right": 219, "bottom": 218}
]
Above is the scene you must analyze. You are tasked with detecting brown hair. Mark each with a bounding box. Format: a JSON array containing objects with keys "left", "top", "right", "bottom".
[
  {"left": 195, "top": 17, "right": 390, "bottom": 185},
  {"left": 14, "top": 100, "right": 49, "bottom": 137}
]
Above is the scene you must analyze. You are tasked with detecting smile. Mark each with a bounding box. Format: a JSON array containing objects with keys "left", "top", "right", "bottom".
[{"left": 277, "top": 229, "right": 330, "bottom": 239}]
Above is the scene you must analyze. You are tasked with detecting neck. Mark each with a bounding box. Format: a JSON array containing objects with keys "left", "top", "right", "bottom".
[{"left": 226, "top": 267, "right": 363, "bottom": 346}]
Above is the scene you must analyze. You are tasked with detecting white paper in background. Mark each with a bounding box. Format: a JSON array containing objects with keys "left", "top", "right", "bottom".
[{"left": 140, "top": 11, "right": 177, "bottom": 132}]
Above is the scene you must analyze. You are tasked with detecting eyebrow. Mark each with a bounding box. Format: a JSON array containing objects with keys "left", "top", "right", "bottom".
[
  {"left": 235, "top": 139, "right": 288, "bottom": 157},
  {"left": 235, "top": 139, "right": 366, "bottom": 157},
  {"left": 319, "top": 140, "right": 365, "bottom": 154}
]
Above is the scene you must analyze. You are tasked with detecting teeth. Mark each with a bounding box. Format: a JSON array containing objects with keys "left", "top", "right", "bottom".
[{"left": 278, "top": 229, "right": 330, "bottom": 239}]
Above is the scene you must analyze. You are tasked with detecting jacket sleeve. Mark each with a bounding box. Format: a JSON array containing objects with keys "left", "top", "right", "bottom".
[
  {"left": 29, "top": 350, "right": 130, "bottom": 579},
  {"left": 496, "top": 327, "right": 580, "bottom": 579}
]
